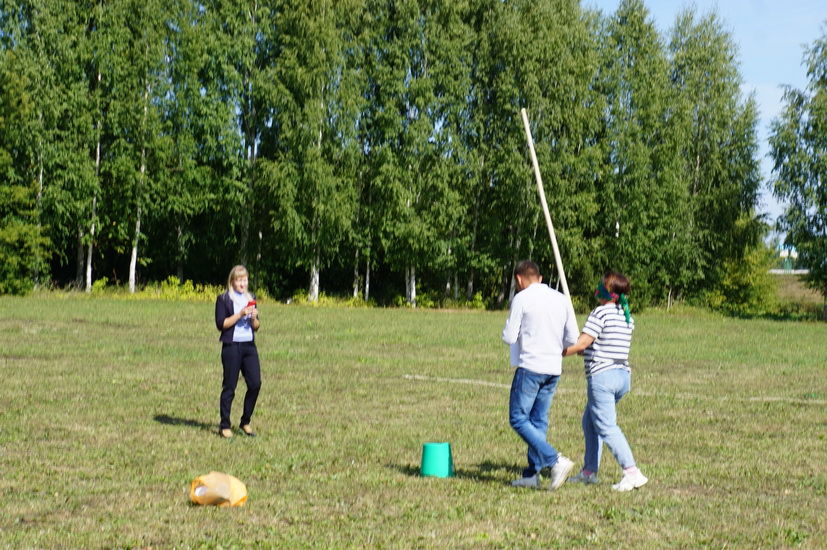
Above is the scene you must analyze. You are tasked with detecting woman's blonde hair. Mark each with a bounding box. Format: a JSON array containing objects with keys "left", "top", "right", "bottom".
[{"left": 226, "top": 265, "right": 252, "bottom": 301}]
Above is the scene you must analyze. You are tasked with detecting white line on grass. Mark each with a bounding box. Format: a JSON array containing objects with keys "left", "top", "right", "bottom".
[{"left": 403, "top": 374, "right": 827, "bottom": 406}]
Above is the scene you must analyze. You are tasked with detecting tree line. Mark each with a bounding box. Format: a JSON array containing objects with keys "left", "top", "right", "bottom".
[
  {"left": 769, "top": 28, "right": 827, "bottom": 305},
  {"left": 0, "top": 0, "right": 769, "bottom": 308}
]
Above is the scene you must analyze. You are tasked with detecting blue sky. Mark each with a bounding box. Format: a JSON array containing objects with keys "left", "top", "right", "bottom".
[{"left": 584, "top": 0, "right": 827, "bottom": 225}]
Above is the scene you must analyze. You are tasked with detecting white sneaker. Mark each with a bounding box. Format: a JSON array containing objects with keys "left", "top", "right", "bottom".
[
  {"left": 612, "top": 470, "right": 648, "bottom": 492},
  {"left": 511, "top": 474, "right": 539, "bottom": 488},
  {"left": 567, "top": 470, "right": 598, "bottom": 484},
  {"left": 547, "top": 455, "right": 574, "bottom": 490}
]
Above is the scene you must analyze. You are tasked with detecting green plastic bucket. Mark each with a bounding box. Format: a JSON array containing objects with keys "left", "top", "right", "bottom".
[{"left": 420, "top": 442, "right": 455, "bottom": 478}]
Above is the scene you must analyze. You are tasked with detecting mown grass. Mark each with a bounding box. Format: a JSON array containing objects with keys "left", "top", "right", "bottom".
[{"left": 1, "top": 296, "right": 825, "bottom": 549}]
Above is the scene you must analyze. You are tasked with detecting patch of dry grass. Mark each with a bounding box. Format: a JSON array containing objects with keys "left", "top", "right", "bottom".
[{"left": 773, "top": 273, "right": 825, "bottom": 320}]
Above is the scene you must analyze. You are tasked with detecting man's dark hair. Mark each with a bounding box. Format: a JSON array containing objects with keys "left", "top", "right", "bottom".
[{"left": 514, "top": 260, "right": 541, "bottom": 278}]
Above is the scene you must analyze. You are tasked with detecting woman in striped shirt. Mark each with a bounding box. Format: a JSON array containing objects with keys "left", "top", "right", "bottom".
[{"left": 562, "top": 271, "right": 648, "bottom": 492}]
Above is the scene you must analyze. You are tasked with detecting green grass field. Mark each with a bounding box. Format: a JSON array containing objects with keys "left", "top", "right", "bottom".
[{"left": 1, "top": 296, "right": 826, "bottom": 549}]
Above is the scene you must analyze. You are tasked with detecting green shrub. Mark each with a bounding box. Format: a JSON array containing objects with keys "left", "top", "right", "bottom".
[
  {"left": 441, "top": 292, "right": 487, "bottom": 310},
  {"left": 415, "top": 291, "right": 437, "bottom": 309},
  {"left": 91, "top": 277, "right": 108, "bottom": 293},
  {"left": 390, "top": 292, "right": 435, "bottom": 308},
  {"left": 705, "top": 245, "right": 777, "bottom": 317},
  {"left": 124, "top": 276, "right": 224, "bottom": 302},
  {"left": 290, "top": 290, "right": 373, "bottom": 308}
]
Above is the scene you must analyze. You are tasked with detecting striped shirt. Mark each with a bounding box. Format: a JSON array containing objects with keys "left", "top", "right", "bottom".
[{"left": 582, "top": 303, "right": 634, "bottom": 377}]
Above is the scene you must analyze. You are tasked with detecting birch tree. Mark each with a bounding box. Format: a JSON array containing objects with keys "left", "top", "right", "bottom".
[
  {"left": 770, "top": 30, "right": 827, "bottom": 310},
  {"left": 152, "top": 0, "right": 218, "bottom": 281},
  {"left": 103, "top": 0, "right": 167, "bottom": 292},
  {"left": 669, "top": 8, "right": 762, "bottom": 301},
  {"left": 263, "top": 0, "right": 359, "bottom": 302},
  {"left": 595, "top": 0, "right": 691, "bottom": 305}
]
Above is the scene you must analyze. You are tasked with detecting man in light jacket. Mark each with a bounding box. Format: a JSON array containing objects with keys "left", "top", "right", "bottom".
[{"left": 502, "top": 260, "right": 578, "bottom": 490}]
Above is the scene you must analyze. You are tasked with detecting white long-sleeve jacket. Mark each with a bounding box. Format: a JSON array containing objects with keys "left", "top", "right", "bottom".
[{"left": 502, "top": 283, "right": 579, "bottom": 375}]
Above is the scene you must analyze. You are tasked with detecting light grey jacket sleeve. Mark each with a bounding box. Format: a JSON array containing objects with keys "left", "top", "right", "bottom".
[
  {"left": 563, "top": 297, "right": 579, "bottom": 348},
  {"left": 502, "top": 294, "right": 523, "bottom": 345}
]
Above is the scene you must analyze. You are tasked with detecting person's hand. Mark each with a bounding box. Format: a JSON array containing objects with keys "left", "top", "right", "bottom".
[
  {"left": 241, "top": 305, "right": 255, "bottom": 317},
  {"left": 250, "top": 307, "right": 259, "bottom": 320}
]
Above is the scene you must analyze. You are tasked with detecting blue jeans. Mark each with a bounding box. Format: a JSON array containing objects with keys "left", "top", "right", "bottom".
[
  {"left": 582, "top": 368, "right": 635, "bottom": 472},
  {"left": 509, "top": 368, "right": 561, "bottom": 477}
]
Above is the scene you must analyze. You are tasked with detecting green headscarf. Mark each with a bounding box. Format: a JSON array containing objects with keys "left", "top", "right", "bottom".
[{"left": 595, "top": 281, "right": 632, "bottom": 324}]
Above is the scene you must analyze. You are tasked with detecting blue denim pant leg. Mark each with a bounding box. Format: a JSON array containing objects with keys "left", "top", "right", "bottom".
[
  {"left": 509, "top": 368, "right": 560, "bottom": 477},
  {"left": 583, "top": 368, "right": 636, "bottom": 472}
]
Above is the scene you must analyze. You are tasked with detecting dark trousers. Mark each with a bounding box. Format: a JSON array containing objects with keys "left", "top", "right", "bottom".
[{"left": 219, "top": 342, "right": 261, "bottom": 429}]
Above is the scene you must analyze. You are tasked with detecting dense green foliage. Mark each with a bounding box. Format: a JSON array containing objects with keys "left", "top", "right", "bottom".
[
  {"left": 0, "top": 0, "right": 764, "bottom": 307},
  {"left": 0, "top": 48, "right": 49, "bottom": 293},
  {"left": 769, "top": 29, "right": 827, "bottom": 308}
]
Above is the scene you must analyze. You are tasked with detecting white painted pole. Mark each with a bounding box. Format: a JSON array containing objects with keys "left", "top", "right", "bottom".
[{"left": 520, "top": 108, "right": 578, "bottom": 327}]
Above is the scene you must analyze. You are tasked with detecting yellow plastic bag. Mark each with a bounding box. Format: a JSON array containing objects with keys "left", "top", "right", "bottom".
[{"left": 189, "top": 471, "right": 248, "bottom": 507}]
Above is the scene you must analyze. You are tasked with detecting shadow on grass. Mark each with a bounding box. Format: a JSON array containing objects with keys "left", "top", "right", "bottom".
[
  {"left": 154, "top": 414, "right": 215, "bottom": 433},
  {"left": 388, "top": 461, "right": 521, "bottom": 484}
]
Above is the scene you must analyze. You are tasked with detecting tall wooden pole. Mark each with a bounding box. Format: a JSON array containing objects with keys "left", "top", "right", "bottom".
[{"left": 520, "top": 108, "right": 577, "bottom": 326}]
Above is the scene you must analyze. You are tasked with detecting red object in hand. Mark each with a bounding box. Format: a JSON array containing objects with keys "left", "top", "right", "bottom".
[{"left": 247, "top": 300, "right": 256, "bottom": 307}]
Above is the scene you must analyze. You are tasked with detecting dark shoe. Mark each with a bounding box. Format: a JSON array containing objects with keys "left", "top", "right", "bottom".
[
  {"left": 240, "top": 424, "right": 256, "bottom": 437},
  {"left": 510, "top": 474, "right": 539, "bottom": 488}
]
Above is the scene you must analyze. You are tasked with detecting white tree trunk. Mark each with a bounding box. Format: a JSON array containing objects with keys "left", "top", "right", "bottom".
[
  {"left": 352, "top": 250, "right": 360, "bottom": 299},
  {"left": 129, "top": 206, "right": 141, "bottom": 293},
  {"left": 364, "top": 258, "right": 371, "bottom": 302},
  {"left": 129, "top": 82, "right": 150, "bottom": 294},
  {"left": 85, "top": 195, "right": 96, "bottom": 292},
  {"left": 411, "top": 267, "right": 416, "bottom": 307},
  {"left": 37, "top": 150, "right": 43, "bottom": 209},
  {"left": 309, "top": 252, "right": 320, "bottom": 302},
  {"left": 86, "top": 71, "right": 102, "bottom": 293},
  {"left": 129, "top": 157, "right": 145, "bottom": 293},
  {"left": 444, "top": 248, "right": 452, "bottom": 297},
  {"left": 405, "top": 265, "right": 416, "bottom": 307}
]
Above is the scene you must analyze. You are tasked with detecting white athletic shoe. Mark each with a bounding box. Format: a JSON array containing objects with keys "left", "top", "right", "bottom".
[
  {"left": 511, "top": 474, "right": 539, "bottom": 488},
  {"left": 548, "top": 455, "right": 574, "bottom": 490},
  {"left": 567, "top": 470, "right": 598, "bottom": 484},
  {"left": 612, "top": 470, "right": 648, "bottom": 492}
]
